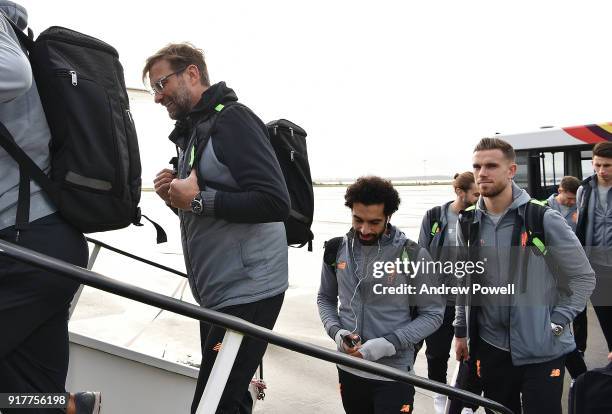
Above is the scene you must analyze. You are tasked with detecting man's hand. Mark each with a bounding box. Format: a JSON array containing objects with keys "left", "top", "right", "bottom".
[
  {"left": 335, "top": 330, "right": 362, "bottom": 354},
  {"left": 352, "top": 338, "right": 396, "bottom": 361},
  {"left": 168, "top": 169, "right": 200, "bottom": 210},
  {"left": 455, "top": 337, "right": 469, "bottom": 361},
  {"left": 153, "top": 168, "right": 176, "bottom": 204}
]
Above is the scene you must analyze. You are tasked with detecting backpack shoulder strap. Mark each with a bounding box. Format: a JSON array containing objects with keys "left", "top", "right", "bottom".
[
  {"left": 525, "top": 199, "right": 548, "bottom": 255},
  {"left": 458, "top": 205, "right": 477, "bottom": 246},
  {"left": 524, "top": 199, "right": 573, "bottom": 295},
  {"left": 190, "top": 102, "right": 240, "bottom": 188},
  {"left": 323, "top": 236, "right": 344, "bottom": 272},
  {"left": 428, "top": 205, "right": 443, "bottom": 246}
]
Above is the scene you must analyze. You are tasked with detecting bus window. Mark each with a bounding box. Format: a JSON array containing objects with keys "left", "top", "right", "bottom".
[
  {"left": 581, "top": 150, "right": 593, "bottom": 179},
  {"left": 514, "top": 151, "right": 528, "bottom": 190},
  {"left": 539, "top": 151, "right": 564, "bottom": 191}
]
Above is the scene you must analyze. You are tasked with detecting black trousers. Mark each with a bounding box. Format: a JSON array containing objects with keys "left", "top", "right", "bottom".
[
  {"left": 191, "top": 293, "right": 284, "bottom": 414},
  {"left": 591, "top": 266, "right": 612, "bottom": 352},
  {"left": 424, "top": 305, "right": 455, "bottom": 384},
  {"left": 477, "top": 340, "right": 565, "bottom": 414},
  {"left": 337, "top": 368, "right": 415, "bottom": 414},
  {"left": 0, "top": 213, "right": 88, "bottom": 414},
  {"left": 447, "top": 359, "right": 482, "bottom": 414}
]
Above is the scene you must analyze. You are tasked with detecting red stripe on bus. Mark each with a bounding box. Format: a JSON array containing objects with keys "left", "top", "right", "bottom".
[{"left": 563, "top": 126, "right": 607, "bottom": 144}]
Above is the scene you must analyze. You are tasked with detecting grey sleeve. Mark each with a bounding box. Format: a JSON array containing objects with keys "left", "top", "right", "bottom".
[
  {"left": 544, "top": 209, "right": 596, "bottom": 326},
  {"left": 418, "top": 211, "right": 430, "bottom": 247},
  {"left": 0, "top": 16, "right": 31, "bottom": 103},
  {"left": 317, "top": 261, "right": 342, "bottom": 339},
  {"left": 384, "top": 248, "right": 445, "bottom": 350}
]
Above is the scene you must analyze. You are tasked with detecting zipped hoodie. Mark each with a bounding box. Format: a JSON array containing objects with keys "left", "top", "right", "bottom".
[
  {"left": 576, "top": 174, "right": 612, "bottom": 268},
  {"left": 172, "top": 82, "right": 290, "bottom": 310},
  {"left": 546, "top": 193, "right": 577, "bottom": 232},
  {"left": 318, "top": 225, "right": 445, "bottom": 379},
  {"left": 0, "top": 5, "right": 56, "bottom": 230},
  {"left": 454, "top": 182, "right": 595, "bottom": 366}
]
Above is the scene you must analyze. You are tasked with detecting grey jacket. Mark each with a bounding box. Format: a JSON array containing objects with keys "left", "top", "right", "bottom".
[
  {"left": 454, "top": 183, "right": 595, "bottom": 366},
  {"left": 317, "top": 226, "right": 445, "bottom": 379},
  {"left": 576, "top": 175, "right": 612, "bottom": 267},
  {"left": 173, "top": 84, "right": 289, "bottom": 310},
  {"left": 0, "top": 6, "right": 56, "bottom": 230},
  {"left": 546, "top": 193, "right": 577, "bottom": 232}
]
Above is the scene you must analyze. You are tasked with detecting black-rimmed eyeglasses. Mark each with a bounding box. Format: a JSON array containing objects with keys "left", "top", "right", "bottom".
[{"left": 149, "top": 67, "right": 188, "bottom": 95}]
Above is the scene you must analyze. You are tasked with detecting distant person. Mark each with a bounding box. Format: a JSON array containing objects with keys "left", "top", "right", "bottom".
[
  {"left": 545, "top": 175, "right": 587, "bottom": 378},
  {"left": 143, "top": 43, "right": 290, "bottom": 413},
  {"left": 546, "top": 175, "right": 580, "bottom": 232},
  {"left": 0, "top": 2, "right": 100, "bottom": 413},
  {"left": 576, "top": 141, "right": 612, "bottom": 353},
  {"left": 417, "top": 171, "right": 479, "bottom": 414},
  {"left": 454, "top": 138, "right": 595, "bottom": 414},
  {"left": 318, "top": 176, "right": 445, "bottom": 414}
]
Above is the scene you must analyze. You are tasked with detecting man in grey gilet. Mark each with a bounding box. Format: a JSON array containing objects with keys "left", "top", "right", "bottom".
[{"left": 145, "top": 43, "right": 290, "bottom": 414}]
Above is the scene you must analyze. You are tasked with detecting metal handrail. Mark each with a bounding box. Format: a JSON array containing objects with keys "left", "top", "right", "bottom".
[{"left": 0, "top": 239, "right": 513, "bottom": 414}]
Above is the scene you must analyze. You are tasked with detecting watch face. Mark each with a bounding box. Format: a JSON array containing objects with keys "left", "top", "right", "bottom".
[{"left": 191, "top": 197, "right": 203, "bottom": 214}]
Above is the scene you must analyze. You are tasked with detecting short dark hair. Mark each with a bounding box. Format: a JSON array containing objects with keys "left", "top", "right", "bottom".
[
  {"left": 559, "top": 176, "right": 580, "bottom": 194},
  {"left": 453, "top": 171, "right": 475, "bottom": 192},
  {"left": 473, "top": 137, "right": 516, "bottom": 162},
  {"left": 344, "top": 176, "right": 400, "bottom": 216},
  {"left": 593, "top": 142, "right": 612, "bottom": 159},
  {"left": 142, "top": 42, "right": 210, "bottom": 87}
]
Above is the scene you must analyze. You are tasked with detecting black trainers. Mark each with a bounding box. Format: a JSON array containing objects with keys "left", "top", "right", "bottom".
[{"left": 74, "top": 392, "right": 102, "bottom": 414}]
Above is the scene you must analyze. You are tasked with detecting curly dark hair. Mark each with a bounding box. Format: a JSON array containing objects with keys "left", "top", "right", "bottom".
[{"left": 344, "top": 176, "right": 401, "bottom": 216}]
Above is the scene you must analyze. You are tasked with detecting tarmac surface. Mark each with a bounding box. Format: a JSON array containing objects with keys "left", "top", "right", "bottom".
[{"left": 70, "top": 188, "right": 611, "bottom": 414}]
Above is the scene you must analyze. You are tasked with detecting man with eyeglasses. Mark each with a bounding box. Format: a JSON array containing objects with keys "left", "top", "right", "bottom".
[{"left": 143, "top": 43, "right": 290, "bottom": 414}]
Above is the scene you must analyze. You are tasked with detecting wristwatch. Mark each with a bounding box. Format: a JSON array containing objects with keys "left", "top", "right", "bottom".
[
  {"left": 191, "top": 193, "right": 203, "bottom": 215},
  {"left": 551, "top": 322, "right": 564, "bottom": 336}
]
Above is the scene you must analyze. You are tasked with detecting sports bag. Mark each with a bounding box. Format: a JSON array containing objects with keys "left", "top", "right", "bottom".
[
  {"left": 266, "top": 119, "right": 314, "bottom": 250},
  {"left": 0, "top": 21, "right": 165, "bottom": 241},
  {"left": 569, "top": 361, "right": 612, "bottom": 414}
]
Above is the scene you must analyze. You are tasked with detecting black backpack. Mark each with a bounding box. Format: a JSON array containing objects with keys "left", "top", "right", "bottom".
[
  {"left": 187, "top": 103, "right": 314, "bottom": 251},
  {"left": 569, "top": 362, "right": 612, "bottom": 414},
  {"left": 266, "top": 119, "right": 314, "bottom": 250},
  {"left": 0, "top": 22, "right": 165, "bottom": 241}
]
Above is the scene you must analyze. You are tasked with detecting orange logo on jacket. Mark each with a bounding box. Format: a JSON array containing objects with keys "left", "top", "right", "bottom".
[
  {"left": 336, "top": 261, "right": 347, "bottom": 270},
  {"left": 400, "top": 404, "right": 411, "bottom": 413},
  {"left": 520, "top": 232, "right": 528, "bottom": 247},
  {"left": 550, "top": 368, "right": 561, "bottom": 377}
]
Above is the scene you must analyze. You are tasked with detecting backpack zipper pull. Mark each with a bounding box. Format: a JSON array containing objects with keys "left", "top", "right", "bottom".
[
  {"left": 15, "top": 229, "right": 20, "bottom": 243},
  {"left": 290, "top": 150, "right": 295, "bottom": 161},
  {"left": 70, "top": 70, "right": 78, "bottom": 86}
]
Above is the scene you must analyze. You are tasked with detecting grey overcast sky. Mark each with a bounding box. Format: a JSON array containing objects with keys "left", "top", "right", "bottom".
[{"left": 17, "top": 0, "right": 612, "bottom": 182}]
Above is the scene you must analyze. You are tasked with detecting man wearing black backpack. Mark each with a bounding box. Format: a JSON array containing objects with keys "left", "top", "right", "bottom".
[
  {"left": 576, "top": 142, "right": 612, "bottom": 353},
  {"left": 0, "top": 2, "right": 100, "bottom": 413},
  {"left": 417, "top": 171, "right": 479, "bottom": 414},
  {"left": 318, "top": 176, "right": 445, "bottom": 414},
  {"left": 453, "top": 138, "right": 595, "bottom": 414},
  {"left": 143, "top": 43, "right": 290, "bottom": 414}
]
